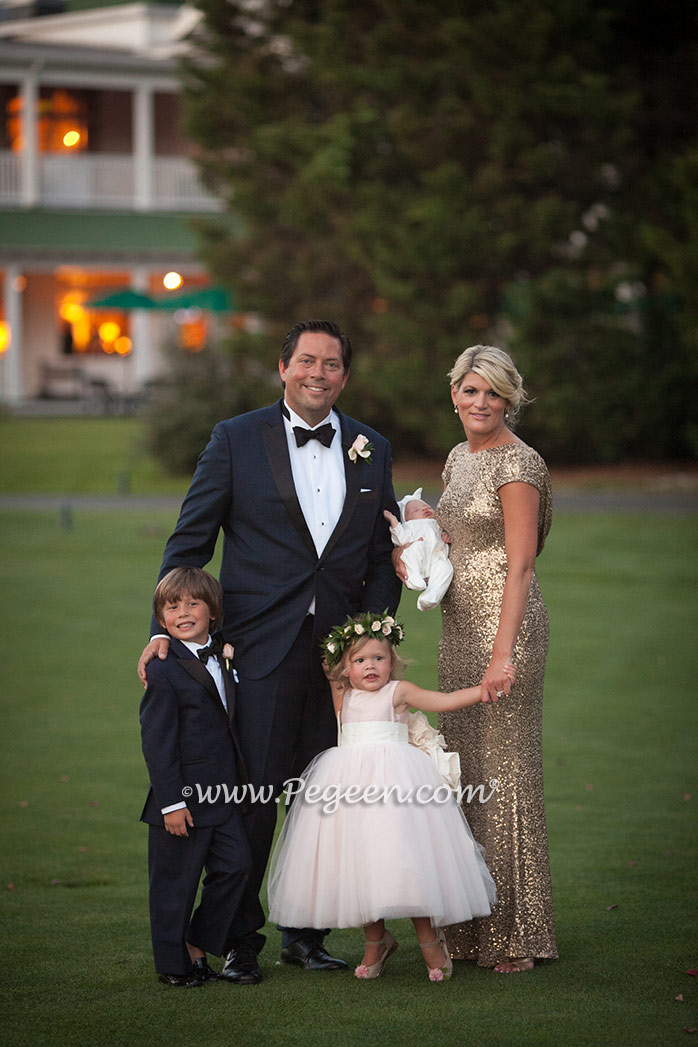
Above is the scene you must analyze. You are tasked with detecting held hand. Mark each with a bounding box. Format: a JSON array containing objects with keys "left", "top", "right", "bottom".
[
  {"left": 327, "top": 672, "right": 347, "bottom": 696},
  {"left": 137, "top": 637, "right": 170, "bottom": 687},
  {"left": 321, "top": 657, "right": 335, "bottom": 681},
  {"left": 481, "top": 660, "right": 516, "bottom": 703},
  {"left": 164, "top": 807, "right": 194, "bottom": 837},
  {"left": 392, "top": 542, "right": 419, "bottom": 584}
]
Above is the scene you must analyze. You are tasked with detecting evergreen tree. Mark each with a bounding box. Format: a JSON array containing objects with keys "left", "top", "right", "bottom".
[{"left": 179, "top": 0, "right": 697, "bottom": 462}]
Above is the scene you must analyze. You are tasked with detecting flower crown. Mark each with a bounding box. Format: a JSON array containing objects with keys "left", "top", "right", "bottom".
[{"left": 320, "top": 611, "right": 405, "bottom": 669}]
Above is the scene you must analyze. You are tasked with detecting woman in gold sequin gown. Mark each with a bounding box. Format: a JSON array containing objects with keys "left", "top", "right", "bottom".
[{"left": 435, "top": 346, "right": 557, "bottom": 972}]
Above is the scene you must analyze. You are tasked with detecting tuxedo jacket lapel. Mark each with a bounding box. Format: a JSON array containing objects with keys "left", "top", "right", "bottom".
[
  {"left": 261, "top": 403, "right": 316, "bottom": 558},
  {"left": 221, "top": 663, "right": 236, "bottom": 725},
  {"left": 177, "top": 654, "right": 224, "bottom": 709},
  {"left": 171, "top": 637, "right": 224, "bottom": 711}
]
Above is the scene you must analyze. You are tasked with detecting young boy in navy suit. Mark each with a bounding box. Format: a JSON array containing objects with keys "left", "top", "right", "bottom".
[{"left": 140, "top": 567, "right": 252, "bottom": 987}]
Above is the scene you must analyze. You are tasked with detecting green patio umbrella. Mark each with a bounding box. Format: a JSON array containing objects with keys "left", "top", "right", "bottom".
[
  {"left": 88, "top": 289, "right": 159, "bottom": 310},
  {"left": 155, "top": 286, "right": 236, "bottom": 312}
]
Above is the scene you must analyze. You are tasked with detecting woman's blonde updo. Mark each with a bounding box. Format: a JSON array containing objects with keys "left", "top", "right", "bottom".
[{"left": 448, "top": 345, "right": 530, "bottom": 424}]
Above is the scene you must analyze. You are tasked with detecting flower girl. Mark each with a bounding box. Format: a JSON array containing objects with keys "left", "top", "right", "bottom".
[{"left": 267, "top": 612, "right": 514, "bottom": 981}]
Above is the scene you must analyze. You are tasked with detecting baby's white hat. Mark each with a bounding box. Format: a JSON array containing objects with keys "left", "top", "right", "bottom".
[{"left": 397, "top": 487, "right": 423, "bottom": 523}]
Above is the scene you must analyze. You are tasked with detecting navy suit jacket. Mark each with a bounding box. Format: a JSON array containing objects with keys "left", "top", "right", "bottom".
[
  {"left": 139, "top": 637, "right": 244, "bottom": 827},
  {"left": 153, "top": 400, "right": 402, "bottom": 679}
]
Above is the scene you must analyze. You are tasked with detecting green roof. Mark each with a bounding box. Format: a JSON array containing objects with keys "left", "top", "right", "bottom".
[{"left": 0, "top": 208, "right": 231, "bottom": 264}]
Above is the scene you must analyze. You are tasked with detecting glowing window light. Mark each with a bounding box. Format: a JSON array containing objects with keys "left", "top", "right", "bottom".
[
  {"left": 178, "top": 316, "right": 207, "bottom": 352},
  {"left": 6, "top": 89, "right": 88, "bottom": 154},
  {"left": 163, "top": 271, "right": 183, "bottom": 290},
  {"left": 60, "top": 301, "right": 85, "bottom": 323},
  {"left": 114, "top": 336, "right": 132, "bottom": 356},
  {"left": 98, "top": 321, "right": 121, "bottom": 344},
  {"left": 0, "top": 321, "right": 10, "bottom": 354},
  {"left": 72, "top": 315, "right": 91, "bottom": 351}
]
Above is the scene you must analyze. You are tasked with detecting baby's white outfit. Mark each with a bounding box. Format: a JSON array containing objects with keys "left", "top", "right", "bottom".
[{"left": 389, "top": 489, "right": 453, "bottom": 610}]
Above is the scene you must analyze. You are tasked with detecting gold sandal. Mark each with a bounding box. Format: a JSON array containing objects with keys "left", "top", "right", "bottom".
[
  {"left": 420, "top": 929, "right": 453, "bottom": 982},
  {"left": 354, "top": 930, "right": 398, "bottom": 979}
]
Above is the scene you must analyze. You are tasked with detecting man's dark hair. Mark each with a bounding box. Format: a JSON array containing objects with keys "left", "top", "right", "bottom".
[{"left": 280, "top": 320, "right": 352, "bottom": 373}]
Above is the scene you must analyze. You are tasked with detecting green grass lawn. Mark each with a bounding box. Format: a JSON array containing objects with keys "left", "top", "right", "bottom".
[
  {"left": 0, "top": 417, "right": 189, "bottom": 495},
  {"left": 1, "top": 503, "right": 696, "bottom": 1047}
]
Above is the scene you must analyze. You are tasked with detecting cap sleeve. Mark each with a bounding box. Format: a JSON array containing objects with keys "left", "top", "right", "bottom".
[
  {"left": 442, "top": 442, "right": 465, "bottom": 488},
  {"left": 494, "top": 445, "right": 552, "bottom": 554}
]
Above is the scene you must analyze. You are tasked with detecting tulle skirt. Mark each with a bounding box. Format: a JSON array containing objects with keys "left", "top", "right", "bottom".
[{"left": 267, "top": 731, "right": 496, "bottom": 930}]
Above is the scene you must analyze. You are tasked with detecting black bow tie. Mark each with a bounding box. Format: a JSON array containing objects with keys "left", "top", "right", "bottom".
[
  {"left": 197, "top": 637, "right": 223, "bottom": 665},
  {"left": 293, "top": 424, "right": 335, "bottom": 448},
  {"left": 282, "top": 402, "right": 336, "bottom": 449}
]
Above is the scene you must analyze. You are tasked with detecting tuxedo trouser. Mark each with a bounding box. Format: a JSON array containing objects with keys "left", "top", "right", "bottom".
[
  {"left": 148, "top": 808, "right": 252, "bottom": 974},
  {"left": 230, "top": 615, "right": 337, "bottom": 952}
]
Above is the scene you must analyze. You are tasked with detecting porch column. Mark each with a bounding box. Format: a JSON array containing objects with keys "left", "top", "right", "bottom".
[
  {"left": 133, "top": 83, "right": 154, "bottom": 210},
  {"left": 131, "top": 267, "right": 155, "bottom": 385},
  {"left": 2, "top": 267, "right": 25, "bottom": 403},
  {"left": 20, "top": 68, "right": 40, "bottom": 207}
]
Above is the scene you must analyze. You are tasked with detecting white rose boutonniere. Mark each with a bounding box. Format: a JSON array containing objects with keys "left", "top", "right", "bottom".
[{"left": 348, "top": 434, "right": 374, "bottom": 464}]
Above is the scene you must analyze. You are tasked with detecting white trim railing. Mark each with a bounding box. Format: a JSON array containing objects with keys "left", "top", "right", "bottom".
[
  {"left": 0, "top": 151, "right": 222, "bottom": 212},
  {"left": 0, "top": 151, "right": 21, "bottom": 203}
]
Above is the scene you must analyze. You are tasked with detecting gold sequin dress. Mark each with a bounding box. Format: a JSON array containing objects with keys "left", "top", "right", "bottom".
[{"left": 437, "top": 441, "right": 558, "bottom": 966}]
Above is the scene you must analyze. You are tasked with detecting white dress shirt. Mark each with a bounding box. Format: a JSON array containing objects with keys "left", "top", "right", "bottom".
[
  {"left": 282, "top": 401, "right": 346, "bottom": 556},
  {"left": 283, "top": 401, "right": 346, "bottom": 616}
]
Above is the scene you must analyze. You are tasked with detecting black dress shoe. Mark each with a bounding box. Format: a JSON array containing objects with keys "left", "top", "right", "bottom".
[
  {"left": 220, "top": 943, "right": 263, "bottom": 984},
  {"left": 191, "top": 957, "right": 221, "bottom": 981},
  {"left": 158, "top": 971, "right": 206, "bottom": 987},
  {"left": 280, "top": 939, "right": 348, "bottom": 971}
]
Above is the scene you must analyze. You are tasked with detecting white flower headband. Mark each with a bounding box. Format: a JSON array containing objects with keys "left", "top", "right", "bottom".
[{"left": 321, "top": 611, "right": 404, "bottom": 669}]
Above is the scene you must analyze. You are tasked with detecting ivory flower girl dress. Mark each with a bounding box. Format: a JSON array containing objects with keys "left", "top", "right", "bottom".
[{"left": 268, "top": 679, "right": 496, "bottom": 930}]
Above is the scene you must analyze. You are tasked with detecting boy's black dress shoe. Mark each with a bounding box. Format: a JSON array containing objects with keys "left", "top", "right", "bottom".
[
  {"left": 220, "top": 943, "right": 263, "bottom": 984},
  {"left": 158, "top": 971, "right": 206, "bottom": 987},
  {"left": 191, "top": 957, "right": 221, "bottom": 981},
  {"left": 280, "top": 939, "right": 348, "bottom": 971}
]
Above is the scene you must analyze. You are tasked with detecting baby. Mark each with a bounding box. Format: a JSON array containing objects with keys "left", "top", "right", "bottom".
[{"left": 384, "top": 488, "right": 454, "bottom": 611}]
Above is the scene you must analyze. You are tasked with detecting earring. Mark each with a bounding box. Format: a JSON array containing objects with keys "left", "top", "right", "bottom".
[
  {"left": 453, "top": 406, "right": 459, "bottom": 414},
  {"left": 505, "top": 411, "right": 510, "bottom": 420}
]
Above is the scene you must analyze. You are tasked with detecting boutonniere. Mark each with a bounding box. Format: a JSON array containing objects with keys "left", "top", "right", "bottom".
[
  {"left": 348, "top": 434, "right": 374, "bottom": 464},
  {"left": 222, "top": 643, "right": 235, "bottom": 672}
]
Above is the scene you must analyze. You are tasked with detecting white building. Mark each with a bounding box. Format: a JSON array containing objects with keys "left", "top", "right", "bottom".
[{"left": 0, "top": 0, "right": 230, "bottom": 407}]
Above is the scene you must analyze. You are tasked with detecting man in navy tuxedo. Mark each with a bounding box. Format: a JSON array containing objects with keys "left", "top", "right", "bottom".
[{"left": 138, "top": 319, "right": 402, "bottom": 982}]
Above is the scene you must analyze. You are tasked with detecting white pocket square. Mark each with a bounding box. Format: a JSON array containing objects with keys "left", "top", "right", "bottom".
[{"left": 360, "top": 488, "right": 372, "bottom": 493}]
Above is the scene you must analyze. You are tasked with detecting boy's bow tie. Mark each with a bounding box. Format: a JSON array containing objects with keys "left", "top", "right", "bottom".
[{"left": 197, "top": 637, "right": 223, "bottom": 664}]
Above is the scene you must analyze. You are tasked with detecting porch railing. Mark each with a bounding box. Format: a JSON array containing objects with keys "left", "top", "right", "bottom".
[{"left": 0, "top": 151, "right": 222, "bottom": 212}]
